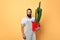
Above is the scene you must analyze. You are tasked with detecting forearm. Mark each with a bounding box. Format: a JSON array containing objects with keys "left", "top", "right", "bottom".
[
  {"left": 21, "top": 24, "right": 25, "bottom": 35},
  {"left": 21, "top": 27, "right": 24, "bottom": 35},
  {"left": 21, "top": 24, "right": 26, "bottom": 39}
]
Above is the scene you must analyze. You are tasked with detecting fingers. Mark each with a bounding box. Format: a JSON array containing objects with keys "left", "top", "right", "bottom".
[
  {"left": 23, "top": 37, "right": 26, "bottom": 39},
  {"left": 23, "top": 35, "right": 26, "bottom": 39},
  {"left": 37, "top": 23, "right": 40, "bottom": 27}
]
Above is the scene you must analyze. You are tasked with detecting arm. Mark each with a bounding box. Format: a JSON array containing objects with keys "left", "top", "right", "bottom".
[{"left": 21, "top": 24, "right": 26, "bottom": 39}]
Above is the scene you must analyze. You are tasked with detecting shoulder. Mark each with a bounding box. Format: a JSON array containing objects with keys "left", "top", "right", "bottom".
[
  {"left": 32, "top": 17, "right": 35, "bottom": 20},
  {"left": 21, "top": 16, "right": 27, "bottom": 24},
  {"left": 31, "top": 17, "right": 35, "bottom": 21},
  {"left": 22, "top": 16, "right": 27, "bottom": 20}
]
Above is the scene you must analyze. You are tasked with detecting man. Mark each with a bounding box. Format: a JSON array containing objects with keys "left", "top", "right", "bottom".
[{"left": 21, "top": 8, "right": 40, "bottom": 40}]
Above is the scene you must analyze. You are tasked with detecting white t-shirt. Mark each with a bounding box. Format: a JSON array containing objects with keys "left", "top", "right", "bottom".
[{"left": 21, "top": 16, "right": 35, "bottom": 26}]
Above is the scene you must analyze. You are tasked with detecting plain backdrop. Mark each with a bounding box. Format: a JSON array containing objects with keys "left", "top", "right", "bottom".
[{"left": 0, "top": 0, "right": 60, "bottom": 40}]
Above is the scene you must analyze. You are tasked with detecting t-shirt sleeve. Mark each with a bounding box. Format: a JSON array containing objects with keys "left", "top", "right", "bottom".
[
  {"left": 21, "top": 18, "right": 26, "bottom": 25},
  {"left": 32, "top": 17, "right": 35, "bottom": 22}
]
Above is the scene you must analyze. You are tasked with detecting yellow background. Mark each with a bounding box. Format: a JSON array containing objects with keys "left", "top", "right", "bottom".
[{"left": 0, "top": 0, "right": 60, "bottom": 40}]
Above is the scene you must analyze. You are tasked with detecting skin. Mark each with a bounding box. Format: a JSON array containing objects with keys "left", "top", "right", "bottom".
[
  {"left": 21, "top": 24, "right": 26, "bottom": 39},
  {"left": 27, "top": 10, "right": 32, "bottom": 14}
]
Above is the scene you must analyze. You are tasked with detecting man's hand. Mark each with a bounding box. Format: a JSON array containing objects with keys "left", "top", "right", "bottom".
[
  {"left": 32, "top": 22, "right": 40, "bottom": 32},
  {"left": 36, "top": 23, "right": 40, "bottom": 31},
  {"left": 22, "top": 34, "right": 26, "bottom": 39}
]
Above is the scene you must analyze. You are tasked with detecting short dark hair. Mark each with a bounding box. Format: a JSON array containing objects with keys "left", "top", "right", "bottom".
[
  {"left": 27, "top": 8, "right": 31, "bottom": 10},
  {"left": 27, "top": 8, "right": 32, "bottom": 13}
]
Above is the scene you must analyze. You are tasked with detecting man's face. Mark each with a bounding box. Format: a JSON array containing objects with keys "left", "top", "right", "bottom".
[{"left": 27, "top": 10, "right": 32, "bottom": 18}]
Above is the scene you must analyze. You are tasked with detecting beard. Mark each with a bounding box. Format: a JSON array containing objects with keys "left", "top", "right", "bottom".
[{"left": 27, "top": 14, "right": 32, "bottom": 18}]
